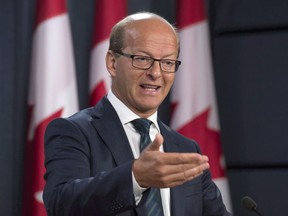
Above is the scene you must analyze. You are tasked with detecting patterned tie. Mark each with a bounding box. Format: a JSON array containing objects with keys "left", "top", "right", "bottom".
[{"left": 131, "top": 118, "right": 164, "bottom": 216}]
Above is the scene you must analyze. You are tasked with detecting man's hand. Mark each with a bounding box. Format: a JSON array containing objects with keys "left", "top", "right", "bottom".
[{"left": 132, "top": 133, "right": 210, "bottom": 188}]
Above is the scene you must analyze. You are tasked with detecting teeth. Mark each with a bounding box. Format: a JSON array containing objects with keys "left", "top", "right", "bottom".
[{"left": 142, "top": 85, "right": 158, "bottom": 89}]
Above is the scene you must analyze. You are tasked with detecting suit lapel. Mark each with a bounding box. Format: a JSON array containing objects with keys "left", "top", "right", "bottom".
[
  {"left": 159, "top": 121, "right": 186, "bottom": 216},
  {"left": 91, "top": 97, "right": 134, "bottom": 165},
  {"left": 91, "top": 101, "right": 188, "bottom": 215}
]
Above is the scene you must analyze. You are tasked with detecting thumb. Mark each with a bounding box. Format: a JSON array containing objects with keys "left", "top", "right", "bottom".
[{"left": 146, "top": 133, "right": 164, "bottom": 151}]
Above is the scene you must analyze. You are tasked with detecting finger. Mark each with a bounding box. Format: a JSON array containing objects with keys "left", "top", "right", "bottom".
[
  {"left": 151, "top": 159, "right": 210, "bottom": 178},
  {"left": 146, "top": 133, "right": 163, "bottom": 151},
  {"left": 159, "top": 152, "right": 209, "bottom": 165},
  {"left": 157, "top": 163, "right": 210, "bottom": 188},
  {"left": 184, "top": 162, "right": 210, "bottom": 181}
]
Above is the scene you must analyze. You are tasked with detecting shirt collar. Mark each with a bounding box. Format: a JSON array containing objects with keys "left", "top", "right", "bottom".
[{"left": 107, "top": 90, "right": 159, "bottom": 130}]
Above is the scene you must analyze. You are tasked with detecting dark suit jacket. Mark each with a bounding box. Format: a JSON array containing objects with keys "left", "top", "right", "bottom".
[{"left": 44, "top": 96, "right": 231, "bottom": 216}]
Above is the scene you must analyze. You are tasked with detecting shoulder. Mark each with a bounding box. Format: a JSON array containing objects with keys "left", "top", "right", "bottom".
[
  {"left": 47, "top": 106, "right": 94, "bottom": 128},
  {"left": 44, "top": 107, "right": 95, "bottom": 143},
  {"left": 45, "top": 97, "right": 113, "bottom": 137},
  {"left": 48, "top": 97, "right": 112, "bottom": 128}
]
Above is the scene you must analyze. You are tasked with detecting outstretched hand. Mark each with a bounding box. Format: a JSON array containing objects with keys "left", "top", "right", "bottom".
[{"left": 132, "top": 133, "right": 210, "bottom": 188}]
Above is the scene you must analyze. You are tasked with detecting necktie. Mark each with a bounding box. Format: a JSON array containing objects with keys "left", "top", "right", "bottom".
[{"left": 131, "top": 118, "right": 164, "bottom": 216}]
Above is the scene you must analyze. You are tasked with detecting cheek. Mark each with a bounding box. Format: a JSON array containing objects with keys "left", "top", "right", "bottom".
[
  {"left": 121, "top": 72, "right": 137, "bottom": 86},
  {"left": 164, "top": 75, "right": 175, "bottom": 90},
  {"left": 117, "top": 71, "right": 138, "bottom": 93}
]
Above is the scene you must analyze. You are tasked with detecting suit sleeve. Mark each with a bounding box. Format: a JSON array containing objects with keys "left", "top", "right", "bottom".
[
  {"left": 43, "top": 118, "right": 137, "bottom": 216},
  {"left": 201, "top": 169, "right": 232, "bottom": 216},
  {"left": 192, "top": 140, "right": 231, "bottom": 215},
  {"left": 171, "top": 129, "right": 232, "bottom": 216}
]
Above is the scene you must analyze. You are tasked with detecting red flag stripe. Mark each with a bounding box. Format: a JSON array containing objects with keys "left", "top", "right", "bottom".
[
  {"left": 177, "top": 0, "right": 206, "bottom": 28},
  {"left": 90, "top": 80, "right": 107, "bottom": 106},
  {"left": 89, "top": 0, "right": 127, "bottom": 105},
  {"left": 23, "top": 108, "right": 63, "bottom": 215},
  {"left": 92, "top": 0, "right": 127, "bottom": 46},
  {"left": 35, "top": 0, "right": 66, "bottom": 26}
]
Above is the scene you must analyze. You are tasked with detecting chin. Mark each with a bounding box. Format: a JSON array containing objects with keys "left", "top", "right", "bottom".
[{"left": 141, "top": 104, "right": 159, "bottom": 113}]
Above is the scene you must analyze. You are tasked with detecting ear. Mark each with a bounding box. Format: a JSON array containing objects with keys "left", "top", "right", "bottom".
[{"left": 106, "top": 50, "right": 117, "bottom": 77}]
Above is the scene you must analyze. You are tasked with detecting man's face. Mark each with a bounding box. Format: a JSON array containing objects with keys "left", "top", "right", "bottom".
[{"left": 107, "top": 18, "right": 179, "bottom": 117}]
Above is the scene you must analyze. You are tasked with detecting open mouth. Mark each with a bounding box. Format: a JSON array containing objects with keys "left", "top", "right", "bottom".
[{"left": 140, "top": 84, "right": 160, "bottom": 91}]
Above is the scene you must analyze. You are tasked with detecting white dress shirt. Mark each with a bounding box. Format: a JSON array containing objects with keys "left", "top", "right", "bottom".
[{"left": 107, "top": 90, "right": 171, "bottom": 216}]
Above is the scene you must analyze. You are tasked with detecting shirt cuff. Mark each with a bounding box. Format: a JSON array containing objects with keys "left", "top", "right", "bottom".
[{"left": 132, "top": 170, "right": 148, "bottom": 205}]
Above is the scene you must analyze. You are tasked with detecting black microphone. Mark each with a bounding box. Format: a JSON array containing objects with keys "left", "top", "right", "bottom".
[{"left": 241, "top": 196, "right": 263, "bottom": 216}]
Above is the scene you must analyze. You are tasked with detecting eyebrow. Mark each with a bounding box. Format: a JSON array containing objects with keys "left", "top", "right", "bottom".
[{"left": 132, "top": 51, "right": 178, "bottom": 59}]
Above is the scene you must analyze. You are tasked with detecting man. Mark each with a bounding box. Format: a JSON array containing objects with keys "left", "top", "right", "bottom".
[{"left": 44, "top": 12, "right": 231, "bottom": 216}]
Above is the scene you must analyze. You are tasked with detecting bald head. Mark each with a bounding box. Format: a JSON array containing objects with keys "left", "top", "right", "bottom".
[{"left": 109, "top": 12, "right": 179, "bottom": 56}]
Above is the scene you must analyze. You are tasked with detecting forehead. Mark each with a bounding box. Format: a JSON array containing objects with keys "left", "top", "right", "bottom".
[
  {"left": 123, "top": 18, "right": 178, "bottom": 52},
  {"left": 125, "top": 18, "right": 176, "bottom": 38}
]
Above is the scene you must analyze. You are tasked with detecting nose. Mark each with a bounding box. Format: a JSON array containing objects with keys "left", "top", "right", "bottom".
[{"left": 147, "top": 60, "right": 161, "bottom": 79}]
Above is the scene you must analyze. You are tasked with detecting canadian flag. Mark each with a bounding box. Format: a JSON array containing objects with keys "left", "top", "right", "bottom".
[
  {"left": 90, "top": 0, "right": 127, "bottom": 105},
  {"left": 23, "top": 0, "right": 78, "bottom": 215},
  {"left": 171, "top": 0, "right": 232, "bottom": 211}
]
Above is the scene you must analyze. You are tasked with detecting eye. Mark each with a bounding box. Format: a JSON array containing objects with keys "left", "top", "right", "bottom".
[
  {"left": 162, "top": 60, "right": 176, "bottom": 67},
  {"left": 134, "top": 56, "right": 152, "bottom": 63}
]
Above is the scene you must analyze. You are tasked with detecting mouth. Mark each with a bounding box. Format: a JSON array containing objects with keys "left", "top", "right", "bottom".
[{"left": 140, "top": 84, "right": 160, "bottom": 92}]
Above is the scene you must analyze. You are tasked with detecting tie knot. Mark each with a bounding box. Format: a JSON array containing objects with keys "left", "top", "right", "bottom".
[{"left": 131, "top": 118, "right": 152, "bottom": 135}]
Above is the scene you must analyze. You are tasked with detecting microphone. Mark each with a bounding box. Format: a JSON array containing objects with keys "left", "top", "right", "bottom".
[{"left": 241, "top": 196, "right": 263, "bottom": 216}]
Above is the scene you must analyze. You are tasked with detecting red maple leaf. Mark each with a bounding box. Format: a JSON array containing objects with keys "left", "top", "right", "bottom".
[{"left": 171, "top": 103, "right": 225, "bottom": 179}]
